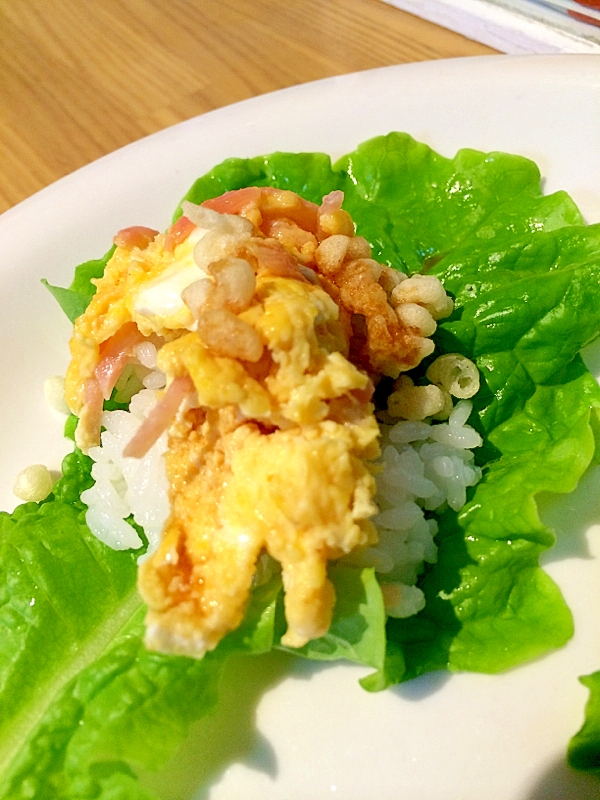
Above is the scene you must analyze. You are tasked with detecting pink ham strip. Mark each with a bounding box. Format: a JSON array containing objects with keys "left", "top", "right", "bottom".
[
  {"left": 319, "top": 190, "right": 344, "bottom": 216},
  {"left": 123, "top": 375, "right": 195, "bottom": 459},
  {"left": 202, "top": 186, "right": 262, "bottom": 215},
  {"left": 164, "top": 215, "right": 196, "bottom": 253},
  {"left": 95, "top": 322, "right": 146, "bottom": 400}
]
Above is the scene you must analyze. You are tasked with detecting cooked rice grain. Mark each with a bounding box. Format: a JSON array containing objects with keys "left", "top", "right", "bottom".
[
  {"left": 343, "top": 399, "right": 482, "bottom": 617},
  {"left": 81, "top": 389, "right": 170, "bottom": 554}
]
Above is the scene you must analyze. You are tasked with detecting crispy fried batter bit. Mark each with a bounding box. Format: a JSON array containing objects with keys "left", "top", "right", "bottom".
[{"left": 65, "top": 186, "right": 453, "bottom": 657}]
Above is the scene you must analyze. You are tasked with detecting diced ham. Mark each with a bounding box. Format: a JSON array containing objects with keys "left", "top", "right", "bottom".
[
  {"left": 123, "top": 375, "right": 195, "bottom": 458},
  {"left": 248, "top": 240, "right": 308, "bottom": 282},
  {"left": 262, "top": 218, "right": 318, "bottom": 253},
  {"left": 317, "top": 191, "right": 353, "bottom": 238},
  {"left": 259, "top": 188, "right": 319, "bottom": 233},
  {"left": 202, "top": 187, "right": 262, "bottom": 215},
  {"left": 164, "top": 215, "right": 196, "bottom": 253},
  {"left": 114, "top": 226, "right": 159, "bottom": 250},
  {"left": 319, "top": 190, "right": 344, "bottom": 216},
  {"left": 202, "top": 187, "right": 319, "bottom": 234}
]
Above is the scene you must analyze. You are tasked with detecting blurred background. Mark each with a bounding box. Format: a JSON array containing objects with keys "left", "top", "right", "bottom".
[
  {"left": 4, "top": 0, "right": 598, "bottom": 216},
  {"left": 0, "top": 0, "right": 496, "bottom": 214}
]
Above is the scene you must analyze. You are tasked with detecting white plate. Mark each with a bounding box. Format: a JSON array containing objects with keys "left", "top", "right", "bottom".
[{"left": 2, "top": 54, "right": 600, "bottom": 800}]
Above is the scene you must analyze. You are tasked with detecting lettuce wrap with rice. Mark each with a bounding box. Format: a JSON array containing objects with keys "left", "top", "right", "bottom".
[{"left": 2, "top": 132, "right": 600, "bottom": 797}]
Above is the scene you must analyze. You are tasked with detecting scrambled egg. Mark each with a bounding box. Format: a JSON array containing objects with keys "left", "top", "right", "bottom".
[
  {"left": 65, "top": 189, "right": 451, "bottom": 656},
  {"left": 142, "top": 413, "right": 378, "bottom": 653}
]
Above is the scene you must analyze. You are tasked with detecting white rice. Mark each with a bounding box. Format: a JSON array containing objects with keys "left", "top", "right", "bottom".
[
  {"left": 342, "top": 399, "right": 482, "bottom": 618},
  {"left": 133, "top": 341, "right": 158, "bottom": 369},
  {"left": 81, "top": 389, "right": 170, "bottom": 555},
  {"left": 81, "top": 390, "right": 482, "bottom": 619}
]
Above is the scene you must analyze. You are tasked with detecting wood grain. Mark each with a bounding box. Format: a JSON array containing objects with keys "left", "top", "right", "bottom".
[{"left": 0, "top": 0, "right": 496, "bottom": 214}]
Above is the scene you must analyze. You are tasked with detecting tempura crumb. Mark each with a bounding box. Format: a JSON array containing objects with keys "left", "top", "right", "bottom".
[
  {"left": 426, "top": 354, "right": 480, "bottom": 399},
  {"left": 387, "top": 375, "right": 445, "bottom": 420},
  {"left": 43, "top": 375, "right": 70, "bottom": 415},
  {"left": 13, "top": 464, "right": 55, "bottom": 502}
]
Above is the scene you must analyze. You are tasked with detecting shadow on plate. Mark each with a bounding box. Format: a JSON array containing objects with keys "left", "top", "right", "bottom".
[
  {"left": 391, "top": 668, "right": 451, "bottom": 700},
  {"left": 525, "top": 756, "right": 600, "bottom": 800},
  {"left": 537, "top": 463, "right": 600, "bottom": 565},
  {"left": 140, "top": 649, "right": 296, "bottom": 800}
]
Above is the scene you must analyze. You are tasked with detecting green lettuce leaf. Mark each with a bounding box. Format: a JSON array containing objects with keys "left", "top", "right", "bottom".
[
  {"left": 20, "top": 132, "right": 600, "bottom": 795},
  {"left": 42, "top": 247, "right": 114, "bottom": 322},
  {"left": 0, "top": 455, "right": 383, "bottom": 797},
  {"left": 0, "top": 609, "right": 224, "bottom": 800},
  {"left": 179, "top": 152, "right": 340, "bottom": 216},
  {"left": 336, "top": 133, "right": 583, "bottom": 273},
  {"left": 0, "top": 454, "right": 279, "bottom": 798},
  {"left": 390, "top": 363, "right": 599, "bottom": 679},
  {"left": 275, "top": 564, "right": 401, "bottom": 690},
  {"left": 180, "top": 133, "right": 600, "bottom": 677},
  {"left": 569, "top": 671, "right": 600, "bottom": 775}
]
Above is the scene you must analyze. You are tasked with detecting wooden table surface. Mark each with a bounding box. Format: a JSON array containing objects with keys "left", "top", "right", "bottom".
[{"left": 0, "top": 0, "right": 496, "bottom": 215}]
